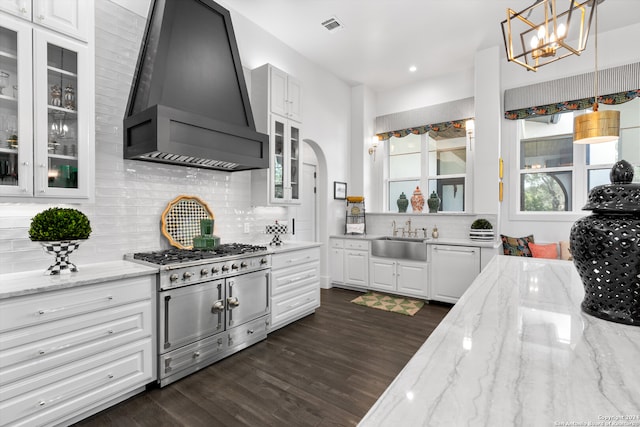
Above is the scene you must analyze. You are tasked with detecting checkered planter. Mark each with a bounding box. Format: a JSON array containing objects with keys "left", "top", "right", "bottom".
[
  {"left": 40, "top": 240, "right": 81, "bottom": 275},
  {"left": 265, "top": 223, "right": 288, "bottom": 246}
]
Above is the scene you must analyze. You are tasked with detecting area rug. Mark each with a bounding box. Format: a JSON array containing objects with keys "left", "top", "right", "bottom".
[{"left": 351, "top": 291, "right": 425, "bottom": 316}]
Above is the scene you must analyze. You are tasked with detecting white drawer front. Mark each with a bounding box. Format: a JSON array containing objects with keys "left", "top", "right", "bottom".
[
  {"left": 271, "top": 262, "right": 319, "bottom": 296},
  {"left": 0, "top": 339, "right": 152, "bottom": 427},
  {"left": 0, "top": 276, "right": 153, "bottom": 333},
  {"left": 271, "top": 287, "right": 319, "bottom": 328},
  {"left": 330, "top": 239, "right": 344, "bottom": 249},
  {"left": 0, "top": 301, "right": 152, "bottom": 387},
  {"left": 344, "top": 240, "right": 369, "bottom": 250},
  {"left": 271, "top": 247, "right": 320, "bottom": 270}
]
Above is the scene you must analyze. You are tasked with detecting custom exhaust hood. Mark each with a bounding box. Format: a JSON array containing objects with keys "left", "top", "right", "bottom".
[{"left": 123, "top": 0, "right": 269, "bottom": 171}]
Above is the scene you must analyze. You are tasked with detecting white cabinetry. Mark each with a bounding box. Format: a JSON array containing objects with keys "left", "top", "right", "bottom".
[
  {"left": 0, "top": 274, "right": 154, "bottom": 426},
  {"left": 344, "top": 240, "right": 369, "bottom": 288},
  {"left": 329, "top": 238, "right": 344, "bottom": 284},
  {"left": 0, "top": 0, "right": 89, "bottom": 41},
  {"left": 430, "top": 244, "right": 481, "bottom": 304},
  {"left": 251, "top": 64, "right": 302, "bottom": 206},
  {"left": 370, "top": 257, "right": 429, "bottom": 298},
  {"left": 270, "top": 246, "right": 320, "bottom": 331},
  {"left": 267, "top": 65, "right": 302, "bottom": 122},
  {"left": 0, "top": 4, "right": 94, "bottom": 200}
]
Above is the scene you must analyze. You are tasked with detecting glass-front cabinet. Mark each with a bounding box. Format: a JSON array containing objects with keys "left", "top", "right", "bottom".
[
  {"left": 0, "top": 13, "right": 92, "bottom": 199},
  {"left": 269, "top": 115, "right": 301, "bottom": 204}
]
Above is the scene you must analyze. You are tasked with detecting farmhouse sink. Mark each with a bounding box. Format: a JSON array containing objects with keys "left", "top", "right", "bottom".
[{"left": 370, "top": 236, "right": 429, "bottom": 261}]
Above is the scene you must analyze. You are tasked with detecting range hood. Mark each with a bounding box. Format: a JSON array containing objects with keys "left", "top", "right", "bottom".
[{"left": 123, "top": 0, "right": 269, "bottom": 171}]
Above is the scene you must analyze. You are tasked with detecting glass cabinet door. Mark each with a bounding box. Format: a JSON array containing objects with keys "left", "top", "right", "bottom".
[
  {"left": 272, "top": 118, "right": 285, "bottom": 201},
  {"left": 289, "top": 123, "right": 300, "bottom": 201},
  {"left": 34, "top": 29, "right": 88, "bottom": 198},
  {"left": 0, "top": 17, "right": 32, "bottom": 196}
]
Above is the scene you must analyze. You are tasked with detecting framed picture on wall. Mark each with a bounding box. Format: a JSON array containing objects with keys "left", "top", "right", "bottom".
[{"left": 334, "top": 181, "right": 347, "bottom": 200}]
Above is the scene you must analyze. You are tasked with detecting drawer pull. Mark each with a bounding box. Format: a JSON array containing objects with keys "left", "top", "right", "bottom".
[
  {"left": 247, "top": 329, "right": 254, "bottom": 335},
  {"left": 434, "top": 247, "right": 476, "bottom": 255},
  {"left": 286, "top": 273, "right": 316, "bottom": 284},
  {"left": 37, "top": 373, "right": 116, "bottom": 409},
  {"left": 287, "top": 256, "right": 312, "bottom": 264},
  {"left": 37, "top": 295, "right": 114, "bottom": 316}
]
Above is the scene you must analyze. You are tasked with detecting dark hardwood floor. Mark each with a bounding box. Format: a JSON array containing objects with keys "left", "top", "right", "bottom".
[{"left": 74, "top": 288, "right": 450, "bottom": 427}]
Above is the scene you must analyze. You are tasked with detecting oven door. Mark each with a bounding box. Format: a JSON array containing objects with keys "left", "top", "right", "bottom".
[
  {"left": 226, "top": 269, "right": 270, "bottom": 328},
  {"left": 159, "top": 279, "right": 225, "bottom": 354}
]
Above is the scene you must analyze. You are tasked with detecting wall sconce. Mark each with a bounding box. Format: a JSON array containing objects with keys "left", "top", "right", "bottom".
[
  {"left": 465, "top": 119, "right": 475, "bottom": 138},
  {"left": 368, "top": 136, "right": 381, "bottom": 161}
]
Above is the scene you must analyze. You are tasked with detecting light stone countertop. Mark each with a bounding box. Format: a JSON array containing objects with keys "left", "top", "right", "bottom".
[
  {"left": 358, "top": 256, "right": 640, "bottom": 426},
  {"left": 0, "top": 260, "right": 159, "bottom": 300},
  {"left": 330, "top": 234, "right": 501, "bottom": 249},
  {"left": 268, "top": 241, "right": 322, "bottom": 254}
]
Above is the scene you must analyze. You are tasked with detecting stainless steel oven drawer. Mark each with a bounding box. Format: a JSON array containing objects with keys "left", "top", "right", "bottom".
[
  {"left": 226, "top": 315, "right": 269, "bottom": 354},
  {"left": 158, "top": 332, "right": 226, "bottom": 386}
]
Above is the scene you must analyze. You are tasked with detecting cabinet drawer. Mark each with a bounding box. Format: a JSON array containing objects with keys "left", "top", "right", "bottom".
[
  {"left": 0, "top": 339, "right": 152, "bottom": 427},
  {"left": 344, "top": 240, "right": 369, "bottom": 250},
  {"left": 271, "top": 247, "right": 320, "bottom": 269},
  {"left": 330, "top": 239, "right": 344, "bottom": 249},
  {"left": 0, "top": 276, "right": 153, "bottom": 333},
  {"left": 271, "top": 288, "right": 319, "bottom": 327},
  {"left": 271, "top": 262, "right": 319, "bottom": 296},
  {"left": 1, "top": 301, "right": 152, "bottom": 386}
]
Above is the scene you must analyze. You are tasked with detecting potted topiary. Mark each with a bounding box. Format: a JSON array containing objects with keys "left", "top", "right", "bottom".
[
  {"left": 469, "top": 218, "right": 494, "bottom": 241},
  {"left": 29, "top": 207, "right": 91, "bottom": 275}
]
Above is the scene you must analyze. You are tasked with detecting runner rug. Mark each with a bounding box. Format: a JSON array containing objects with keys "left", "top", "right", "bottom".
[{"left": 350, "top": 291, "right": 425, "bottom": 316}]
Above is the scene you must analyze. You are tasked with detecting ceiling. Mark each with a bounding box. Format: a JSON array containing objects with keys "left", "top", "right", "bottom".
[{"left": 220, "top": 0, "right": 640, "bottom": 92}]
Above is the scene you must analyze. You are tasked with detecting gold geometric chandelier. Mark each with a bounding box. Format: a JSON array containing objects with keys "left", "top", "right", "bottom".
[{"left": 501, "top": 0, "right": 596, "bottom": 72}]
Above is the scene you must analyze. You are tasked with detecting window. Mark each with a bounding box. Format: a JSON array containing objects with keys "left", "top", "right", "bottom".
[
  {"left": 387, "top": 123, "right": 471, "bottom": 212},
  {"left": 517, "top": 97, "right": 640, "bottom": 213}
]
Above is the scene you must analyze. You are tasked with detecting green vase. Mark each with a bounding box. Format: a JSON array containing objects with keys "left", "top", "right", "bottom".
[
  {"left": 397, "top": 192, "right": 408, "bottom": 213},
  {"left": 427, "top": 191, "right": 440, "bottom": 213}
]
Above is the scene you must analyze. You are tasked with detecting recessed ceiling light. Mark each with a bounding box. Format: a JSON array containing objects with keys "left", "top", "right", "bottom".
[{"left": 409, "top": 66, "right": 417, "bottom": 72}]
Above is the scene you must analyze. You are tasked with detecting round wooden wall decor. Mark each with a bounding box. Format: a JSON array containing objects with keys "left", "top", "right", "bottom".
[{"left": 161, "top": 195, "right": 214, "bottom": 249}]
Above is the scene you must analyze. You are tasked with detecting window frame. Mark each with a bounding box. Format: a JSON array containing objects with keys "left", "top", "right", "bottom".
[{"left": 385, "top": 130, "right": 471, "bottom": 213}]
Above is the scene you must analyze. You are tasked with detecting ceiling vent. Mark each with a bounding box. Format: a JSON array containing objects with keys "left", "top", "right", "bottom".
[{"left": 321, "top": 16, "right": 343, "bottom": 32}]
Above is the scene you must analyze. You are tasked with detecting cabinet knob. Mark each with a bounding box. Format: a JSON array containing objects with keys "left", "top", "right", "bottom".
[
  {"left": 38, "top": 15, "right": 45, "bottom": 20},
  {"left": 20, "top": 7, "right": 27, "bottom": 14}
]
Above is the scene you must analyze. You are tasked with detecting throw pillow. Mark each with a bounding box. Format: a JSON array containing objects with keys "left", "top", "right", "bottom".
[
  {"left": 529, "top": 243, "right": 558, "bottom": 259},
  {"left": 500, "top": 234, "right": 535, "bottom": 257},
  {"left": 559, "top": 240, "right": 572, "bottom": 260}
]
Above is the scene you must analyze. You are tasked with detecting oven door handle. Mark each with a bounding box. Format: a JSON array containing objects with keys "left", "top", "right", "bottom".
[
  {"left": 227, "top": 296, "right": 240, "bottom": 308},
  {"left": 163, "top": 295, "right": 171, "bottom": 350}
]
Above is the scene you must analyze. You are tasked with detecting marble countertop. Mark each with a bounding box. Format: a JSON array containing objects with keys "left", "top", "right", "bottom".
[
  {"left": 359, "top": 256, "right": 640, "bottom": 426},
  {"left": 269, "top": 241, "right": 322, "bottom": 254},
  {"left": 0, "top": 260, "right": 159, "bottom": 300},
  {"left": 330, "top": 234, "right": 500, "bottom": 249}
]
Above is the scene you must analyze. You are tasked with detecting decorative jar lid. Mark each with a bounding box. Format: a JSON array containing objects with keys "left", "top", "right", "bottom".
[{"left": 583, "top": 160, "right": 640, "bottom": 213}]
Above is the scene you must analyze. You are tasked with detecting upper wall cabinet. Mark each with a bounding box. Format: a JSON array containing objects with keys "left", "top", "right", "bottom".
[
  {"left": 251, "top": 64, "right": 303, "bottom": 205},
  {"left": 0, "top": 3, "right": 94, "bottom": 200},
  {"left": 0, "top": 0, "right": 89, "bottom": 42}
]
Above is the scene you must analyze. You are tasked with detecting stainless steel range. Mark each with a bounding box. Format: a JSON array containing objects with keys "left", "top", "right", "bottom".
[{"left": 128, "top": 244, "right": 271, "bottom": 387}]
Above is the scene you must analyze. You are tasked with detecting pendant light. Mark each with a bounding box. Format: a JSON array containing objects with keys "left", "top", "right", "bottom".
[
  {"left": 501, "top": 0, "right": 594, "bottom": 72},
  {"left": 573, "top": 0, "right": 620, "bottom": 144}
]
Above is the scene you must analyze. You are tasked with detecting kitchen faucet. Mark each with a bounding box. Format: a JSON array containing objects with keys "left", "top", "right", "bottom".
[
  {"left": 405, "top": 219, "right": 412, "bottom": 237},
  {"left": 392, "top": 220, "right": 397, "bottom": 236}
]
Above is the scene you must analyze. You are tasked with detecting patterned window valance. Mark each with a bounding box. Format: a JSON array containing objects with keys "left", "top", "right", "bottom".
[
  {"left": 504, "top": 89, "right": 640, "bottom": 120},
  {"left": 376, "top": 118, "right": 472, "bottom": 140}
]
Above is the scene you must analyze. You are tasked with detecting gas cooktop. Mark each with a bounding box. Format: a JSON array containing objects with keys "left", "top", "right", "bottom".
[{"left": 132, "top": 243, "right": 268, "bottom": 265}]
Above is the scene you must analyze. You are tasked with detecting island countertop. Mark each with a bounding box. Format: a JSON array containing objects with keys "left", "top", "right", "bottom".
[{"left": 359, "top": 256, "right": 640, "bottom": 426}]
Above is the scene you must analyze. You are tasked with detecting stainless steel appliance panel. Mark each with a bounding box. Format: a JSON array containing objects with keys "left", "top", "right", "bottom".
[
  {"left": 226, "top": 269, "right": 269, "bottom": 328},
  {"left": 159, "top": 279, "right": 225, "bottom": 354},
  {"left": 159, "top": 332, "right": 227, "bottom": 386}
]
